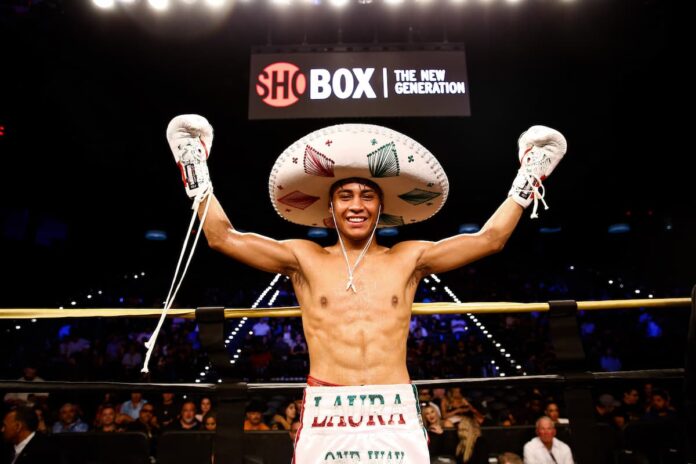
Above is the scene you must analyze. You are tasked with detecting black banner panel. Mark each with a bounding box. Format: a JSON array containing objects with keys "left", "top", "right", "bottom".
[{"left": 248, "top": 49, "right": 471, "bottom": 120}]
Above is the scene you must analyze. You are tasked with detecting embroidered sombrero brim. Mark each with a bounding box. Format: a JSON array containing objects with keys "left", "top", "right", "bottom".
[{"left": 269, "top": 124, "right": 449, "bottom": 228}]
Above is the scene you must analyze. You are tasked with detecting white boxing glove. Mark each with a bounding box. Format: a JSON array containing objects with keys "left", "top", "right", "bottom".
[
  {"left": 508, "top": 125, "right": 567, "bottom": 218},
  {"left": 166, "top": 114, "right": 213, "bottom": 201}
]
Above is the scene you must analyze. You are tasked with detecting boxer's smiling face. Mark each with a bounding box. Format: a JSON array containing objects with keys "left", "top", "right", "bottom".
[{"left": 330, "top": 182, "right": 381, "bottom": 241}]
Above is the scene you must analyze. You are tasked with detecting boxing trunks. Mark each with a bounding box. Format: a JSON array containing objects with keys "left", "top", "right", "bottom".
[{"left": 293, "top": 377, "right": 430, "bottom": 464}]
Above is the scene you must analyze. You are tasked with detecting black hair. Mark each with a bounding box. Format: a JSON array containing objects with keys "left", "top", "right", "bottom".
[{"left": 10, "top": 406, "right": 39, "bottom": 432}]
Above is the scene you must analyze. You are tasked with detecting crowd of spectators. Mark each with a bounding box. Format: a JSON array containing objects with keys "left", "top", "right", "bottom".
[{"left": 2, "top": 375, "right": 682, "bottom": 462}]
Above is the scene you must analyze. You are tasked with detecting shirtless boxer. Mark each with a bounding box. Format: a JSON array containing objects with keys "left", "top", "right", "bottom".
[{"left": 166, "top": 117, "right": 567, "bottom": 463}]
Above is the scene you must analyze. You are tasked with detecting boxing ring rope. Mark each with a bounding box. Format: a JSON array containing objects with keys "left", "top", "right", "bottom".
[
  {"left": 1, "top": 292, "right": 694, "bottom": 464},
  {"left": 0, "top": 368, "right": 686, "bottom": 394},
  {"left": 0, "top": 297, "right": 690, "bottom": 319}
]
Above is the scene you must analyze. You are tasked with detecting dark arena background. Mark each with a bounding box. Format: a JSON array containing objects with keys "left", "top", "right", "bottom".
[{"left": 0, "top": 0, "right": 693, "bottom": 463}]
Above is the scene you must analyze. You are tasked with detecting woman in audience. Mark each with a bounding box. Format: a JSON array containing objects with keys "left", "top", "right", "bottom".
[
  {"left": 443, "top": 387, "right": 483, "bottom": 425},
  {"left": 422, "top": 404, "right": 456, "bottom": 458},
  {"left": 271, "top": 400, "right": 297, "bottom": 431},
  {"left": 455, "top": 415, "right": 489, "bottom": 464},
  {"left": 195, "top": 396, "right": 213, "bottom": 423}
]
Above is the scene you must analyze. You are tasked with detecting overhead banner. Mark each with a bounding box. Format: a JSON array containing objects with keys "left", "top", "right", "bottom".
[{"left": 248, "top": 49, "right": 470, "bottom": 119}]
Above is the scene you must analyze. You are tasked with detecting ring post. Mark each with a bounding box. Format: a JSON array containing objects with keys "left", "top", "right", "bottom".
[
  {"left": 196, "top": 306, "right": 247, "bottom": 464},
  {"left": 685, "top": 286, "right": 696, "bottom": 464},
  {"left": 547, "top": 300, "right": 601, "bottom": 464}
]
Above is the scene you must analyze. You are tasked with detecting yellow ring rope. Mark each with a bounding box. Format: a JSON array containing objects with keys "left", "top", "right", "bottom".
[{"left": 0, "top": 298, "right": 689, "bottom": 319}]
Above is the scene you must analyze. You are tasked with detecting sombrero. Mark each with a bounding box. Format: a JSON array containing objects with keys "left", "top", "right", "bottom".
[{"left": 269, "top": 124, "right": 449, "bottom": 228}]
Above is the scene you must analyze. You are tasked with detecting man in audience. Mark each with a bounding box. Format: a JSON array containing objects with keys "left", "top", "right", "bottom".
[
  {"left": 52, "top": 403, "right": 89, "bottom": 433},
  {"left": 167, "top": 400, "right": 200, "bottom": 431},
  {"left": 243, "top": 403, "right": 269, "bottom": 431},
  {"left": 155, "top": 392, "right": 179, "bottom": 428},
  {"left": 594, "top": 393, "right": 619, "bottom": 425},
  {"left": 127, "top": 403, "right": 160, "bottom": 438},
  {"left": 523, "top": 416, "right": 574, "bottom": 464},
  {"left": 120, "top": 391, "right": 147, "bottom": 422},
  {"left": 2, "top": 406, "right": 59, "bottom": 463},
  {"left": 617, "top": 387, "right": 642, "bottom": 423},
  {"left": 95, "top": 405, "right": 123, "bottom": 432},
  {"left": 643, "top": 389, "right": 677, "bottom": 421}
]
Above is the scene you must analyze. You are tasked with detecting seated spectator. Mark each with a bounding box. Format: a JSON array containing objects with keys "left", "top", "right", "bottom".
[
  {"left": 3, "top": 365, "right": 49, "bottom": 408},
  {"left": 422, "top": 404, "right": 456, "bottom": 458},
  {"left": 2, "top": 406, "right": 59, "bottom": 463},
  {"left": 617, "top": 387, "right": 643, "bottom": 423},
  {"left": 497, "top": 452, "right": 523, "bottom": 464},
  {"left": 271, "top": 400, "right": 297, "bottom": 431},
  {"left": 244, "top": 403, "right": 270, "bottom": 431},
  {"left": 155, "top": 392, "right": 179, "bottom": 428},
  {"left": 455, "top": 415, "right": 489, "bottom": 464},
  {"left": 95, "top": 405, "right": 123, "bottom": 433},
  {"left": 202, "top": 412, "right": 217, "bottom": 431},
  {"left": 52, "top": 403, "right": 89, "bottom": 433},
  {"left": 595, "top": 393, "right": 619, "bottom": 425},
  {"left": 290, "top": 334, "right": 308, "bottom": 359},
  {"left": 497, "top": 409, "right": 517, "bottom": 427},
  {"left": 127, "top": 404, "right": 160, "bottom": 439},
  {"left": 643, "top": 389, "right": 677, "bottom": 421},
  {"left": 252, "top": 318, "right": 271, "bottom": 337},
  {"left": 523, "top": 416, "right": 574, "bottom": 464},
  {"left": 515, "top": 396, "right": 544, "bottom": 426},
  {"left": 418, "top": 388, "right": 442, "bottom": 417},
  {"left": 195, "top": 397, "right": 213, "bottom": 423},
  {"left": 120, "top": 391, "right": 147, "bottom": 422},
  {"left": 544, "top": 402, "right": 568, "bottom": 425},
  {"left": 167, "top": 401, "right": 200, "bottom": 431},
  {"left": 423, "top": 404, "right": 454, "bottom": 434},
  {"left": 442, "top": 387, "right": 470, "bottom": 425}
]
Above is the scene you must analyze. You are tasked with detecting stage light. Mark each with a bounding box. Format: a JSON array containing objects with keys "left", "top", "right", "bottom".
[
  {"left": 608, "top": 223, "right": 630, "bottom": 234},
  {"left": 458, "top": 224, "right": 480, "bottom": 234},
  {"left": 93, "top": 0, "right": 116, "bottom": 9},
  {"left": 385, "top": 0, "right": 404, "bottom": 5},
  {"left": 148, "top": 0, "right": 170, "bottom": 11},
  {"left": 329, "top": 0, "right": 349, "bottom": 8},
  {"left": 377, "top": 227, "right": 398, "bottom": 237},
  {"left": 271, "top": 0, "right": 292, "bottom": 6},
  {"left": 307, "top": 228, "right": 328, "bottom": 238}
]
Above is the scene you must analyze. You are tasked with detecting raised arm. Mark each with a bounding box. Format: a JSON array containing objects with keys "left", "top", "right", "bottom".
[
  {"left": 414, "top": 198, "right": 523, "bottom": 275},
  {"left": 414, "top": 125, "right": 567, "bottom": 276},
  {"left": 197, "top": 193, "right": 300, "bottom": 275},
  {"left": 167, "top": 114, "right": 301, "bottom": 276}
]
